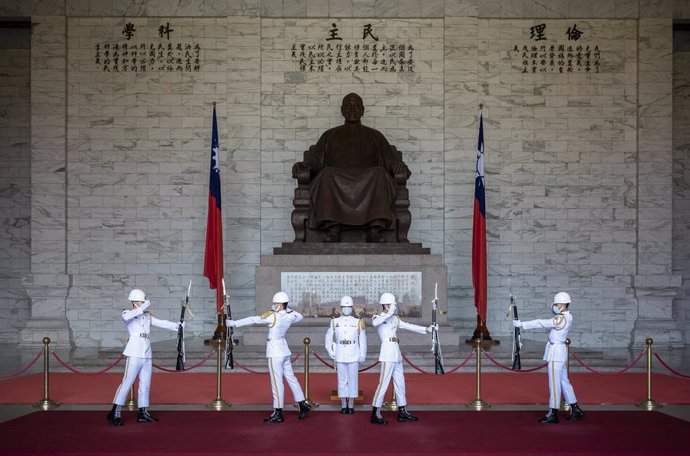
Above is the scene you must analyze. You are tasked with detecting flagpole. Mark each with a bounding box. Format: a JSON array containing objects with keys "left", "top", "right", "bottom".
[
  {"left": 203, "top": 101, "right": 227, "bottom": 344},
  {"left": 467, "top": 104, "right": 498, "bottom": 346}
]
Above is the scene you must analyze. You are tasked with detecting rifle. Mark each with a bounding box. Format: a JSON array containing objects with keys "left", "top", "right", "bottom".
[
  {"left": 176, "top": 280, "right": 192, "bottom": 371},
  {"left": 506, "top": 280, "right": 521, "bottom": 370},
  {"left": 222, "top": 279, "right": 235, "bottom": 370},
  {"left": 431, "top": 283, "right": 445, "bottom": 375}
]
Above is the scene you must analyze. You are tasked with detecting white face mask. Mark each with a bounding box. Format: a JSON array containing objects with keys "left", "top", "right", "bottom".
[
  {"left": 341, "top": 307, "right": 353, "bottom": 316},
  {"left": 551, "top": 304, "right": 562, "bottom": 315}
]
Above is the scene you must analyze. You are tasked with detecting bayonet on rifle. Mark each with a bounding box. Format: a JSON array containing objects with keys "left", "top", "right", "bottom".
[
  {"left": 432, "top": 283, "right": 445, "bottom": 375},
  {"left": 175, "top": 280, "right": 192, "bottom": 371},
  {"left": 506, "top": 280, "right": 521, "bottom": 370},
  {"left": 222, "top": 279, "right": 235, "bottom": 370}
]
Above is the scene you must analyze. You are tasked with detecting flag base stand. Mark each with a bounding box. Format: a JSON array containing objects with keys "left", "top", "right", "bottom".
[
  {"left": 204, "top": 313, "right": 227, "bottom": 346},
  {"left": 464, "top": 315, "right": 500, "bottom": 346}
]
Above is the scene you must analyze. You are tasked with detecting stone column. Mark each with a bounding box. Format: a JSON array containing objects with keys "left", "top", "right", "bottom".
[
  {"left": 631, "top": 16, "right": 682, "bottom": 348},
  {"left": 20, "top": 15, "right": 72, "bottom": 348}
]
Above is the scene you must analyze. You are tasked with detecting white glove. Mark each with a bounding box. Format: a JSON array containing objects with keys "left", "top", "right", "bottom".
[
  {"left": 426, "top": 324, "right": 433, "bottom": 333},
  {"left": 139, "top": 300, "right": 151, "bottom": 311},
  {"left": 512, "top": 319, "right": 522, "bottom": 328},
  {"left": 329, "top": 352, "right": 336, "bottom": 360},
  {"left": 358, "top": 357, "right": 366, "bottom": 364},
  {"left": 388, "top": 303, "right": 397, "bottom": 315},
  {"left": 179, "top": 321, "right": 186, "bottom": 329},
  {"left": 226, "top": 319, "right": 236, "bottom": 328}
]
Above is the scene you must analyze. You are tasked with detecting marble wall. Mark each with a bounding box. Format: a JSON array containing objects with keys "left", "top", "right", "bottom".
[
  {"left": 1, "top": 0, "right": 689, "bottom": 349},
  {"left": 0, "top": 36, "right": 31, "bottom": 344},
  {"left": 673, "top": 47, "right": 690, "bottom": 342}
]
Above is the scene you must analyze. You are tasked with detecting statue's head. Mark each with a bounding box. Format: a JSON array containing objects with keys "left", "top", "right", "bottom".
[{"left": 341, "top": 93, "right": 364, "bottom": 123}]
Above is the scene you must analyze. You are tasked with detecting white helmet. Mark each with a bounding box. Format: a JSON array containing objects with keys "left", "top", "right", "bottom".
[
  {"left": 553, "top": 292, "right": 571, "bottom": 305},
  {"left": 340, "top": 296, "right": 353, "bottom": 307},
  {"left": 272, "top": 291, "right": 289, "bottom": 304},
  {"left": 379, "top": 292, "right": 396, "bottom": 305},
  {"left": 128, "top": 288, "right": 146, "bottom": 302}
]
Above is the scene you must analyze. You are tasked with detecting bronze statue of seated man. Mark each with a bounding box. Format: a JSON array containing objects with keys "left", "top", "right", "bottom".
[{"left": 292, "top": 93, "right": 411, "bottom": 243}]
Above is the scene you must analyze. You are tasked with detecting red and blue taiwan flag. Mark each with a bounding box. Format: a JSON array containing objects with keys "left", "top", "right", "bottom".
[
  {"left": 203, "top": 104, "right": 224, "bottom": 313},
  {"left": 472, "top": 112, "right": 487, "bottom": 322}
]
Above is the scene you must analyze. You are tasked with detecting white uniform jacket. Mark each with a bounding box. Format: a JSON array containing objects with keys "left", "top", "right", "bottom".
[
  {"left": 234, "top": 309, "right": 303, "bottom": 358},
  {"left": 325, "top": 316, "right": 367, "bottom": 363},
  {"left": 121, "top": 304, "right": 179, "bottom": 359},
  {"left": 372, "top": 311, "right": 426, "bottom": 363},
  {"left": 521, "top": 311, "right": 573, "bottom": 362}
]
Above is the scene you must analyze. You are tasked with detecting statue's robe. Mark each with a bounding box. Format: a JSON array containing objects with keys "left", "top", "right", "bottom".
[{"left": 305, "top": 123, "right": 403, "bottom": 229}]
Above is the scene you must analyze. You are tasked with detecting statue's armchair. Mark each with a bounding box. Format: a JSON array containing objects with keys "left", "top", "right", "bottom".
[{"left": 290, "top": 144, "right": 411, "bottom": 243}]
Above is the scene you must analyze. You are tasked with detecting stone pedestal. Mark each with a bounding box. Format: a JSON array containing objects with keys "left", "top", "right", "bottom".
[
  {"left": 631, "top": 278, "right": 683, "bottom": 349},
  {"left": 20, "top": 274, "right": 73, "bottom": 348},
  {"left": 249, "top": 250, "right": 456, "bottom": 346}
]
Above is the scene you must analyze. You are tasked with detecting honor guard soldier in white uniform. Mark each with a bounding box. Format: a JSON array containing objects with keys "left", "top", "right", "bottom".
[
  {"left": 227, "top": 291, "right": 311, "bottom": 423},
  {"left": 107, "top": 289, "right": 183, "bottom": 426},
  {"left": 325, "top": 295, "right": 367, "bottom": 414},
  {"left": 370, "top": 292, "right": 434, "bottom": 425},
  {"left": 513, "top": 291, "right": 585, "bottom": 424}
]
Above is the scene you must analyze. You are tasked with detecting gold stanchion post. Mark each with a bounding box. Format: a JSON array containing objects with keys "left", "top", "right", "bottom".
[
  {"left": 302, "top": 337, "right": 319, "bottom": 408},
  {"left": 34, "top": 337, "right": 59, "bottom": 410},
  {"left": 125, "top": 385, "right": 136, "bottom": 410},
  {"left": 636, "top": 338, "right": 661, "bottom": 410},
  {"left": 468, "top": 338, "right": 489, "bottom": 410},
  {"left": 208, "top": 338, "right": 231, "bottom": 410},
  {"left": 561, "top": 338, "right": 571, "bottom": 411}
]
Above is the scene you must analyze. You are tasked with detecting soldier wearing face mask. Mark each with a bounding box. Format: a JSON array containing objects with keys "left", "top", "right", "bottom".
[
  {"left": 325, "top": 295, "right": 367, "bottom": 414},
  {"left": 227, "top": 291, "right": 311, "bottom": 423},
  {"left": 513, "top": 291, "right": 585, "bottom": 424},
  {"left": 370, "top": 292, "right": 435, "bottom": 425}
]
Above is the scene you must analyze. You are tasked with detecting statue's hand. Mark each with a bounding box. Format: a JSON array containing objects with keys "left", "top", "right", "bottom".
[
  {"left": 391, "top": 161, "right": 411, "bottom": 182},
  {"left": 292, "top": 161, "right": 311, "bottom": 181}
]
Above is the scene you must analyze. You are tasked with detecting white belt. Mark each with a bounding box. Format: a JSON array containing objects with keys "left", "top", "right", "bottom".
[
  {"left": 339, "top": 340, "right": 354, "bottom": 345},
  {"left": 387, "top": 337, "right": 399, "bottom": 343},
  {"left": 139, "top": 333, "right": 149, "bottom": 339}
]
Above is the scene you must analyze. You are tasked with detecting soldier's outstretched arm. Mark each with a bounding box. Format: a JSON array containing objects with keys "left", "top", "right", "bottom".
[{"left": 521, "top": 316, "right": 565, "bottom": 331}]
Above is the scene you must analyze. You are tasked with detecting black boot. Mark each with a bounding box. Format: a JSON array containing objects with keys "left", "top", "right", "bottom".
[
  {"left": 298, "top": 400, "right": 311, "bottom": 420},
  {"left": 106, "top": 404, "right": 123, "bottom": 426},
  {"left": 264, "top": 408, "right": 284, "bottom": 423},
  {"left": 347, "top": 407, "right": 355, "bottom": 414},
  {"left": 539, "top": 408, "right": 559, "bottom": 424},
  {"left": 397, "top": 406, "right": 419, "bottom": 422},
  {"left": 567, "top": 403, "right": 585, "bottom": 422},
  {"left": 370, "top": 407, "right": 387, "bottom": 425},
  {"left": 136, "top": 407, "right": 159, "bottom": 423}
]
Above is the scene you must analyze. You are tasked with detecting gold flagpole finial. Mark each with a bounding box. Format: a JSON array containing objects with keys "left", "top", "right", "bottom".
[{"left": 212, "top": 101, "right": 216, "bottom": 106}]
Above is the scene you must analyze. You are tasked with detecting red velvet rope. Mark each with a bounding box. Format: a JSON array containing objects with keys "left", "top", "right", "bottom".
[
  {"left": 311, "top": 351, "right": 334, "bottom": 369},
  {"left": 232, "top": 359, "right": 267, "bottom": 374},
  {"left": 571, "top": 350, "right": 645, "bottom": 375},
  {"left": 310, "top": 351, "right": 381, "bottom": 372},
  {"left": 654, "top": 353, "right": 690, "bottom": 379},
  {"left": 482, "top": 350, "right": 548, "bottom": 372},
  {"left": 0, "top": 350, "right": 43, "bottom": 380},
  {"left": 152, "top": 351, "right": 215, "bottom": 372},
  {"left": 230, "top": 351, "right": 304, "bottom": 375},
  {"left": 51, "top": 351, "right": 124, "bottom": 375},
  {"left": 401, "top": 351, "right": 475, "bottom": 375}
]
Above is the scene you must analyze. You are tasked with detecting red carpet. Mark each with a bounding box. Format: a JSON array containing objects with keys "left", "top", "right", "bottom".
[
  {"left": 1, "top": 372, "right": 689, "bottom": 405},
  {"left": 0, "top": 410, "right": 687, "bottom": 455}
]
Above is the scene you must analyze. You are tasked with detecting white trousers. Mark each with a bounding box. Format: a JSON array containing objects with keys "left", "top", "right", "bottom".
[
  {"left": 268, "top": 356, "right": 305, "bottom": 408},
  {"left": 336, "top": 362, "right": 359, "bottom": 398},
  {"left": 371, "top": 361, "right": 407, "bottom": 408},
  {"left": 548, "top": 360, "right": 577, "bottom": 409},
  {"left": 113, "top": 356, "right": 152, "bottom": 408}
]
